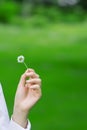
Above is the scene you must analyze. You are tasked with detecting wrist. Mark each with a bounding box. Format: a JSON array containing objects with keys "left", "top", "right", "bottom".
[{"left": 12, "top": 107, "right": 29, "bottom": 128}]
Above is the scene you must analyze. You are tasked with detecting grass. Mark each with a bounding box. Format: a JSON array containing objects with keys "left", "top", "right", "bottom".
[{"left": 0, "top": 22, "right": 87, "bottom": 130}]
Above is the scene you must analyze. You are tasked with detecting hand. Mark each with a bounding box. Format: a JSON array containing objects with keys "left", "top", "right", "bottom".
[{"left": 12, "top": 68, "right": 42, "bottom": 128}]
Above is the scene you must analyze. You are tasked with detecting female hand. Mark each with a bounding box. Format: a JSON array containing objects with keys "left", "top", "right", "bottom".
[{"left": 12, "top": 68, "right": 42, "bottom": 128}]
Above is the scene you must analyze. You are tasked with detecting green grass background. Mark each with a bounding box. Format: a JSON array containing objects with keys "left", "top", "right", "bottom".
[{"left": 0, "top": 23, "right": 87, "bottom": 130}]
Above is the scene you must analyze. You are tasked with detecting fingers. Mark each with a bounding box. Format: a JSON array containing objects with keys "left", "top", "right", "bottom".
[
  {"left": 26, "top": 77, "right": 41, "bottom": 84},
  {"left": 19, "top": 68, "right": 41, "bottom": 87},
  {"left": 25, "top": 68, "right": 34, "bottom": 73},
  {"left": 19, "top": 70, "right": 30, "bottom": 86},
  {"left": 25, "top": 69, "right": 41, "bottom": 88},
  {"left": 19, "top": 73, "right": 26, "bottom": 86},
  {"left": 26, "top": 72, "right": 39, "bottom": 78},
  {"left": 29, "top": 85, "right": 42, "bottom": 97},
  {"left": 29, "top": 85, "right": 40, "bottom": 89},
  {"left": 25, "top": 69, "right": 39, "bottom": 78}
]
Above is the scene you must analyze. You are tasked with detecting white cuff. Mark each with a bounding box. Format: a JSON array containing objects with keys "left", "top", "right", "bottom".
[{"left": 9, "top": 118, "right": 31, "bottom": 130}]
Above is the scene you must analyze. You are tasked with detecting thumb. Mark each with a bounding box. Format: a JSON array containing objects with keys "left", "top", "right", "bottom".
[{"left": 18, "top": 69, "right": 30, "bottom": 87}]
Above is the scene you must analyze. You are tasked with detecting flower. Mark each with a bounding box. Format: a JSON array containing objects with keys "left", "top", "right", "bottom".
[
  {"left": 17, "top": 55, "right": 24, "bottom": 63},
  {"left": 17, "top": 55, "right": 28, "bottom": 69}
]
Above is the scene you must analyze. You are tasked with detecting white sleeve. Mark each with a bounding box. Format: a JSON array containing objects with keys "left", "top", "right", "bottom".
[
  {"left": 0, "top": 83, "right": 10, "bottom": 130},
  {"left": 9, "top": 118, "right": 31, "bottom": 130},
  {"left": 0, "top": 83, "right": 9, "bottom": 120},
  {"left": 0, "top": 83, "right": 9, "bottom": 123}
]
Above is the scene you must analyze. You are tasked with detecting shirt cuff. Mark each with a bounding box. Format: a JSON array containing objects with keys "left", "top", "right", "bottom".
[{"left": 9, "top": 118, "right": 31, "bottom": 130}]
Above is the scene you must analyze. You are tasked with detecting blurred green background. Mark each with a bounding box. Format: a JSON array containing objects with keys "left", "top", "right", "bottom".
[{"left": 0, "top": 0, "right": 87, "bottom": 130}]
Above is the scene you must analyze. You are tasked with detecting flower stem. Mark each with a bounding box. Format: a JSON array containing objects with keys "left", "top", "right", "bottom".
[{"left": 23, "top": 62, "right": 28, "bottom": 69}]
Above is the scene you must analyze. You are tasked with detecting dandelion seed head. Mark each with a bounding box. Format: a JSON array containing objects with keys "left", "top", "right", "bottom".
[{"left": 17, "top": 55, "right": 25, "bottom": 63}]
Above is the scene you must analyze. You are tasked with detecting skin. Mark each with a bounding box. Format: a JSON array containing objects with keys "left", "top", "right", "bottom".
[{"left": 12, "top": 68, "right": 42, "bottom": 128}]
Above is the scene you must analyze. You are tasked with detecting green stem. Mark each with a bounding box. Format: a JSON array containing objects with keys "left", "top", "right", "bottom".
[{"left": 23, "top": 62, "right": 28, "bottom": 69}]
